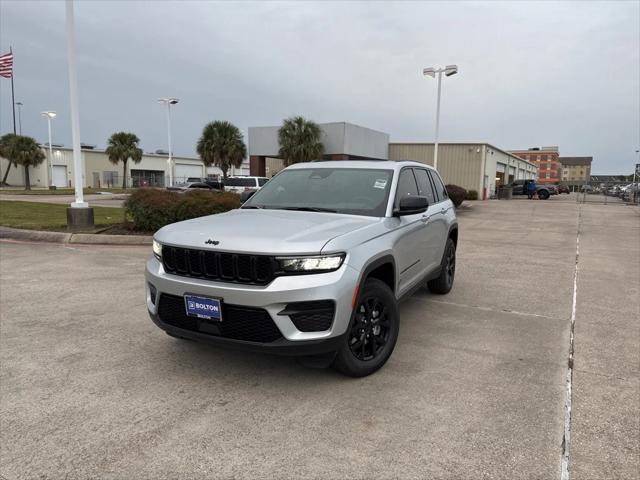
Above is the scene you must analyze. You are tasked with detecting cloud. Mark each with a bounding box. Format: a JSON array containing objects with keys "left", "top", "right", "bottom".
[{"left": 1, "top": 0, "right": 638, "bottom": 173}]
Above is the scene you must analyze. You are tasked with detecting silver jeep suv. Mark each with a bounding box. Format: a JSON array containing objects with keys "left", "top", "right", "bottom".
[{"left": 146, "top": 161, "right": 458, "bottom": 376}]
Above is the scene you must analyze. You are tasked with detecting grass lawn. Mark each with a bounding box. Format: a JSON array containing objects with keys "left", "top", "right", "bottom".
[
  {"left": 0, "top": 200, "right": 125, "bottom": 231},
  {"left": 0, "top": 187, "right": 128, "bottom": 195}
]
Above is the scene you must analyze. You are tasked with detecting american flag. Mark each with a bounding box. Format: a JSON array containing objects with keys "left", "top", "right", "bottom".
[{"left": 0, "top": 52, "right": 13, "bottom": 78}]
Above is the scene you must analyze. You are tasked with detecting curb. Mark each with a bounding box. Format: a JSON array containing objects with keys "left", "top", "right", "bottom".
[{"left": 0, "top": 226, "right": 152, "bottom": 245}]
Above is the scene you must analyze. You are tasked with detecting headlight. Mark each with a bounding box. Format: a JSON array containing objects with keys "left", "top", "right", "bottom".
[
  {"left": 277, "top": 254, "right": 345, "bottom": 273},
  {"left": 152, "top": 239, "right": 162, "bottom": 260}
]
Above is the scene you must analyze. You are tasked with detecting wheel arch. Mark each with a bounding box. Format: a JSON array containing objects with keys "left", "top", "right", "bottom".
[{"left": 359, "top": 255, "right": 397, "bottom": 296}]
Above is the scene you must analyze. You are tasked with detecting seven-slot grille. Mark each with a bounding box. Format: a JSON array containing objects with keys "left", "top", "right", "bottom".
[
  {"left": 158, "top": 294, "right": 283, "bottom": 343},
  {"left": 162, "top": 246, "right": 275, "bottom": 285}
]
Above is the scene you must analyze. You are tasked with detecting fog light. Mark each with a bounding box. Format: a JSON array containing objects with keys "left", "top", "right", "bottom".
[{"left": 148, "top": 283, "right": 157, "bottom": 305}]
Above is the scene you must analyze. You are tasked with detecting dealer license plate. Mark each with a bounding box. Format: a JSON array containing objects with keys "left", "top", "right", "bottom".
[{"left": 184, "top": 295, "right": 222, "bottom": 321}]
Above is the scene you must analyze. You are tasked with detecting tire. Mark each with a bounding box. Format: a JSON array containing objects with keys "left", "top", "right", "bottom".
[
  {"left": 538, "top": 190, "right": 550, "bottom": 200},
  {"left": 333, "top": 278, "right": 399, "bottom": 377},
  {"left": 427, "top": 238, "right": 456, "bottom": 294}
]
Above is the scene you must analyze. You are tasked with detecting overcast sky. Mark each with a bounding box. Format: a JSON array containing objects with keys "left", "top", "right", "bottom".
[{"left": 1, "top": 0, "right": 638, "bottom": 174}]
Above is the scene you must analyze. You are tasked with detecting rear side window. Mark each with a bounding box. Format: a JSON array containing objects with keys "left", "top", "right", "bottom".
[
  {"left": 413, "top": 169, "right": 436, "bottom": 205},
  {"left": 258, "top": 178, "right": 269, "bottom": 186},
  {"left": 395, "top": 169, "right": 419, "bottom": 206},
  {"left": 428, "top": 170, "right": 448, "bottom": 203}
]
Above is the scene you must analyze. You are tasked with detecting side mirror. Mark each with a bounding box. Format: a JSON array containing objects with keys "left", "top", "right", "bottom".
[{"left": 394, "top": 195, "right": 429, "bottom": 216}]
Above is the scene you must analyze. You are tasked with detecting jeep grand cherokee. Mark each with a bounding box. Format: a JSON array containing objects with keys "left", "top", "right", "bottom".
[{"left": 146, "top": 161, "right": 458, "bottom": 376}]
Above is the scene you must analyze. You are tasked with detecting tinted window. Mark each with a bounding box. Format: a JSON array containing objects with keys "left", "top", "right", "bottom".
[
  {"left": 258, "top": 178, "right": 269, "bottom": 186},
  {"left": 428, "top": 170, "right": 448, "bottom": 202},
  {"left": 226, "top": 177, "right": 255, "bottom": 187},
  {"left": 395, "top": 169, "right": 419, "bottom": 206},
  {"left": 413, "top": 169, "right": 436, "bottom": 205},
  {"left": 244, "top": 168, "right": 393, "bottom": 217}
]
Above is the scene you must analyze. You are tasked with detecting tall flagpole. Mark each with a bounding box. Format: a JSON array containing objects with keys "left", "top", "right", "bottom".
[
  {"left": 65, "top": 0, "right": 94, "bottom": 229},
  {"left": 10, "top": 46, "right": 16, "bottom": 135}
]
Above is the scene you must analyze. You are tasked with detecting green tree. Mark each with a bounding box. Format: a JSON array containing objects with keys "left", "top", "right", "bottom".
[
  {"left": 196, "top": 121, "right": 246, "bottom": 180},
  {"left": 105, "top": 132, "right": 143, "bottom": 189},
  {"left": 277, "top": 116, "right": 324, "bottom": 166},
  {"left": 0, "top": 133, "right": 18, "bottom": 186},
  {"left": 10, "top": 136, "right": 46, "bottom": 190}
]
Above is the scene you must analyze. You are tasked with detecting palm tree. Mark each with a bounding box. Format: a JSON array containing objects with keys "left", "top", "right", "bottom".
[
  {"left": 196, "top": 121, "right": 246, "bottom": 180},
  {"left": 277, "top": 116, "right": 324, "bottom": 166},
  {"left": 10, "top": 136, "right": 46, "bottom": 190},
  {"left": 0, "top": 133, "right": 18, "bottom": 186},
  {"left": 105, "top": 132, "right": 143, "bottom": 189}
]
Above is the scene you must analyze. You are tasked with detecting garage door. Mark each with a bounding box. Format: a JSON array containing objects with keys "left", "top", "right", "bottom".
[
  {"left": 52, "top": 165, "right": 67, "bottom": 187},
  {"left": 175, "top": 164, "right": 203, "bottom": 184}
]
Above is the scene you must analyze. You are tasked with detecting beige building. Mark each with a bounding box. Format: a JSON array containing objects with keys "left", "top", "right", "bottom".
[
  {"left": 389, "top": 143, "right": 537, "bottom": 199},
  {"left": 0, "top": 146, "right": 249, "bottom": 188},
  {"left": 559, "top": 157, "right": 592, "bottom": 188}
]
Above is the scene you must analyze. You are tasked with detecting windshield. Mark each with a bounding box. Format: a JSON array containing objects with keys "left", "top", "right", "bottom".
[{"left": 243, "top": 168, "right": 393, "bottom": 217}]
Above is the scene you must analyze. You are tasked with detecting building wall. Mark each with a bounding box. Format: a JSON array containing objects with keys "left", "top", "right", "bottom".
[
  {"left": 389, "top": 143, "right": 536, "bottom": 199},
  {"left": 1, "top": 147, "right": 240, "bottom": 188},
  {"left": 510, "top": 147, "right": 560, "bottom": 184},
  {"left": 561, "top": 164, "right": 591, "bottom": 184}
]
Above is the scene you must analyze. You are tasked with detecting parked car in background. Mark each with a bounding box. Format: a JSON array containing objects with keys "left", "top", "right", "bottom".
[
  {"left": 580, "top": 185, "right": 593, "bottom": 193},
  {"left": 511, "top": 180, "right": 552, "bottom": 200},
  {"left": 167, "top": 182, "right": 221, "bottom": 193},
  {"left": 544, "top": 184, "right": 559, "bottom": 195},
  {"left": 224, "top": 176, "right": 269, "bottom": 194},
  {"left": 558, "top": 185, "right": 570, "bottom": 194},
  {"left": 147, "top": 160, "right": 458, "bottom": 377},
  {"left": 186, "top": 177, "right": 225, "bottom": 191}
]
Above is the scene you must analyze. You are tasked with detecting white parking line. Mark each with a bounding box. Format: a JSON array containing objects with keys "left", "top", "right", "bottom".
[{"left": 561, "top": 203, "right": 582, "bottom": 480}]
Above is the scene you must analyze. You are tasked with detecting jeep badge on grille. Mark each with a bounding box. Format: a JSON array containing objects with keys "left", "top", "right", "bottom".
[{"left": 205, "top": 239, "right": 220, "bottom": 245}]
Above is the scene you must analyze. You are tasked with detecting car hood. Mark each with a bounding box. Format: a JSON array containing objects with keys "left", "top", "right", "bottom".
[{"left": 155, "top": 208, "right": 381, "bottom": 255}]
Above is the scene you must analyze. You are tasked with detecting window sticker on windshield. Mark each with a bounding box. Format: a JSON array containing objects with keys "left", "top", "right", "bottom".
[{"left": 374, "top": 179, "right": 387, "bottom": 189}]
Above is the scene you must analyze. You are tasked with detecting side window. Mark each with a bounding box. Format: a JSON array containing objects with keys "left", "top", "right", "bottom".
[
  {"left": 395, "top": 169, "right": 419, "bottom": 206},
  {"left": 413, "top": 169, "right": 436, "bottom": 205},
  {"left": 428, "top": 171, "right": 448, "bottom": 202}
]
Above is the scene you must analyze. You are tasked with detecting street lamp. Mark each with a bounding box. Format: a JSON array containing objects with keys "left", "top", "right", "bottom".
[
  {"left": 15, "top": 102, "right": 23, "bottom": 135},
  {"left": 158, "top": 97, "right": 179, "bottom": 187},
  {"left": 41, "top": 111, "right": 57, "bottom": 187},
  {"left": 422, "top": 64, "right": 458, "bottom": 170}
]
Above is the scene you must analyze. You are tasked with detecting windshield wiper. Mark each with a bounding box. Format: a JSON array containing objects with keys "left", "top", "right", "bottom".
[
  {"left": 277, "top": 206, "right": 338, "bottom": 213},
  {"left": 241, "top": 205, "right": 264, "bottom": 209}
]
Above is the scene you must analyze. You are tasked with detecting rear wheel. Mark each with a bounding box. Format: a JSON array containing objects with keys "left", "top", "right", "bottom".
[
  {"left": 333, "top": 278, "right": 399, "bottom": 377},
  {"left": 538, "top": 190, "right": 550, "bottom": 200},
  {"left": 427, "top": 238, "right": 456, "bottom": 294}
]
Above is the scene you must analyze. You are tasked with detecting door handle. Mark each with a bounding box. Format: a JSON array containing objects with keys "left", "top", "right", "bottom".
[
  {"left": 421, "top": 215, "right": 429, "bottom": 223},
  {"left": 440, "top": 207, "right": 447, "bottom": 214}
]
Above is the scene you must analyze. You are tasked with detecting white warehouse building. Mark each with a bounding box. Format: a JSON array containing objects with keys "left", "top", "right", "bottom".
[{"left": 0, "top": 146, "right": 249, "bottom": 189}]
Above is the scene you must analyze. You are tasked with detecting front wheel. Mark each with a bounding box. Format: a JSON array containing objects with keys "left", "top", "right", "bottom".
[
  {"left": 538, "top": 190, "right": 550, "bottom": 200},
  {"left": 333, "top": 278, "right": 399, "bottom": 377}
]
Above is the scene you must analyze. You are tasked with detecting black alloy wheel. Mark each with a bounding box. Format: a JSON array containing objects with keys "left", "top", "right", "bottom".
[
  {"left": 349, "top": 296, "right": 391, "bottom": 361},
  {"left": 333, "top": 278, "right": 399, "bottom": 377}
]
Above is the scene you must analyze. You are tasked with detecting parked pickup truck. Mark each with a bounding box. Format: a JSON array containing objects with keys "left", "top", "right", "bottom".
[{"left": 511, "top": 180, "right": 552, "bottom": 200}]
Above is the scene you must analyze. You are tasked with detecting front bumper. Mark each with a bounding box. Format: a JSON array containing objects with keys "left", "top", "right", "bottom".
[{"left": 145, "top": 255, "right": 359, "bottom": 353}]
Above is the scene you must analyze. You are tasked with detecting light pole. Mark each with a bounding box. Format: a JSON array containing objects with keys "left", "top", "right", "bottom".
[
  {"left": 15, "top": 102, "right": 23, "bottom": 134},
  {"left": 41, "top": 111, "right": 57, "bottom": 187},
  {"left": 422, "top": 64, "right": 458, "bottom": 170},
  {"left": 158, "top": 97, "right": 179, "bottom": 187}
]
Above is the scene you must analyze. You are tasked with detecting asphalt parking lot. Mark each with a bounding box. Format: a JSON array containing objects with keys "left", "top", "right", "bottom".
[{"left": 1, "top": 194, "right": 638, "bottom": 479}]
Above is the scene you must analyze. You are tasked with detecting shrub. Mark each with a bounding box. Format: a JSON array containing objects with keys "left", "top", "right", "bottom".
[
  {"left": 465, "top": 189, "right": 479, "bottom": 201},
  {"left": 445, "top": 184, "right": 467, "bottom": 208},
  {"left": 124, "top": 189, "right": 241, "bottom": 231},
  {"left": 173, "top": 190, "right": 241, "bottom": 222},
  {"left": 124, "top": 189, "right": 179, "bottom": 232}
]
